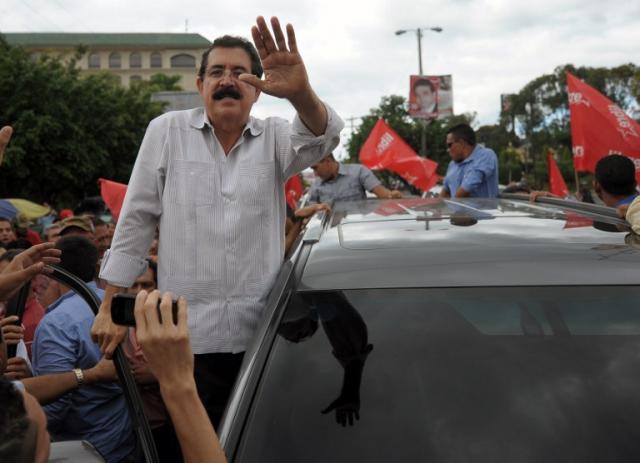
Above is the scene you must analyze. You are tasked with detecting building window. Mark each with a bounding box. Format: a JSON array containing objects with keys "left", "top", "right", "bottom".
[
  {"left": 129, "top": 52, "right": 142, "bottom": 68},
  {"left": 88, "top": 53, "right": 101, "bottom": 69},
  {"left": 170, "top": 54, "right": 196, "bottom": 68},
  {"left": 150, "top": 52, "right": 162, "bottom": 68},
  {"left": 109, "top": 52, "right": 121, "bottom": 69},
  {"left": 129, "top": 75, "right": 142, "bottom": 84}
]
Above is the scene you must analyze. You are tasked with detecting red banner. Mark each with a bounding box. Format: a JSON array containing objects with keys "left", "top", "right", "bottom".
[
  {"left": 567, "top": 72, "right": 640, "bottom": 182},
  {"left": 285, "top": 174, "right": 303, "bottom": 210},
  {"left": 359, "top": 119, "right": 438, "bottom": 191},
  {"left": 547, "top": 150, "right": 569, "bottom": 197},
  {"left": 98, "top": 178, "right": 127, "bottom": 221}
]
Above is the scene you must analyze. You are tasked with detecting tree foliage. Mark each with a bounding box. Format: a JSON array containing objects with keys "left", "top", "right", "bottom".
[{"left": 0, "top": 36, "right": 173, "bottom": 205}]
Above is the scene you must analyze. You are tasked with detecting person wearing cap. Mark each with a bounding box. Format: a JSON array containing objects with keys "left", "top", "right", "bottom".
[{"left": 57, "top": 215, "right": 95, "bottom": 239}]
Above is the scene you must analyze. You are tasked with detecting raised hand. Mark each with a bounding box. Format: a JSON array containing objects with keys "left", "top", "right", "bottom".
[
  {"left": 0, "top": 243, "right": 61, "bottom": 300},
  {"left": 240, "top": 16, "right": 310, "bottom": 101},
  {"left": 0, "top": 125, "right": 12, "bottom": 167}
]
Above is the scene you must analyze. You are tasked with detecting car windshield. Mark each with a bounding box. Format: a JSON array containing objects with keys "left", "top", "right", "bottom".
[{"left": 235, "top": 286, "right": 640, "bottom": 462}]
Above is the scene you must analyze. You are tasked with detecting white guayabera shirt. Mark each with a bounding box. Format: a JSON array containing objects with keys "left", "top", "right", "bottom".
[{"left": 100, "top": 105, "right": 343, "bottom": 354}]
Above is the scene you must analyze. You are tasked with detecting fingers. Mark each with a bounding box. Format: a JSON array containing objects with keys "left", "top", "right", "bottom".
[
  {"left": 134, "top": 290, "right": 149, "bottom": 334},
  {"left": 142, "top": 290, "right": 161, "bottom": 331},
  {"left": 250, "top": 26, "right": 268, "bottom": 61},
  {"left": 0, "top": 125, "right": 13, "bottom": 166},
  {"left": 256, "top": 16, "right": 278, "bottom": 54},
  {"left": 177, "top": 296, "right": 188, "bottom": 333},
  {"left": 286, "top": 23, "right": 298, "bottom": 54},
  {"left": 238, "top": 73, "right": 265, "bottom": 91},
  {"left": 0, "top": 315, "right": 19, "bottom": 327},
  {"left": 270, "top": 17, "right": 287, "bottom": 51},
  {"left": 158, "top": 292, "right": 174, "bottom": 326}
]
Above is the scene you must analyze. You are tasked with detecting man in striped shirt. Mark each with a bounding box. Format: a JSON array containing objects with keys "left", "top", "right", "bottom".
[{"left": 91, "top": 16, "right": 344, "bottom": 426}]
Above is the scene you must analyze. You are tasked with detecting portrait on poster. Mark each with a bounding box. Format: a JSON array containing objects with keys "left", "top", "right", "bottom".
[{"left": 409, "top": 75, "right": 453, "bottom": 119}]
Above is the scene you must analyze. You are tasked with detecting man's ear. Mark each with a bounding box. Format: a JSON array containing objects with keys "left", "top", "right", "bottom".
[
  {"left": 196, "top": 77, "right": 204, "bottom": 96},
  {"left": 253, "top": 88, "right": 261, "bottom": 103}
]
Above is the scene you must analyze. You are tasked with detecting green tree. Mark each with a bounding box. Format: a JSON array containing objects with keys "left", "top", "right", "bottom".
[
  {"left": 500, "top": 63, "right": 639, "bottom": 188},
  {"left": 0, "top": 37, "right": 167, "bottom": 205}
]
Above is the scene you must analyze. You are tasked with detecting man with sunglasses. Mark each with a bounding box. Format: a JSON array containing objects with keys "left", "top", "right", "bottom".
[{"left": 441, "top": 123, "right": 498, "bottom": 198}]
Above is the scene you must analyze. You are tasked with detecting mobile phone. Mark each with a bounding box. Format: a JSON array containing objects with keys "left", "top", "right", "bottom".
[{"left": 111, "top": 293, "right": 179, "bottom": 327}]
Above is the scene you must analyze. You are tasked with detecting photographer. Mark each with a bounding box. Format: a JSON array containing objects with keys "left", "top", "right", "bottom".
[{"left": 134, "top": 290, "right": 227, "bottom": 463}]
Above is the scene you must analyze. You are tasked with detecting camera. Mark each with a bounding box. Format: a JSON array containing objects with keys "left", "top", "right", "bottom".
[{"left": 111, "top": 293, "right": 178, "bottom": 327}]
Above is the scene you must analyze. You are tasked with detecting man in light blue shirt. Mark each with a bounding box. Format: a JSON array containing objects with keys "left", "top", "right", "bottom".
[
  {"left": 441, "top": 123, "right": 499, "bottom": 198},
  {"left": 32, "top": 236, "right": 133, "bottom": 463}
]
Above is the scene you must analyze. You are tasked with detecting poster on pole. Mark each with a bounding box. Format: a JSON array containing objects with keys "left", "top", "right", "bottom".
[{"left": 409, "top": 75, "right": 453, "bottom": 120}]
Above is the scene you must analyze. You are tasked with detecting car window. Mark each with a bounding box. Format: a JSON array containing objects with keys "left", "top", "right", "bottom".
[{"left": 235, "top": 287, "right": 640, "bottom": 463}]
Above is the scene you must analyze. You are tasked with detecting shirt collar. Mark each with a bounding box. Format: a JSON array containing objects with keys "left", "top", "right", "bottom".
[
  {"left": 46, "top": 280, "right": 99, "bottom": 314},
  {"left": 616, "top": 193, "right": 638, "bottom": 206},
  {"left": 321, "top": 163, "right": 346, "bottom": 184},
  {"left": 459, "top": 145, "right": 481, "bottom": 165},
  {"left": 189, "top": 107, "right": 264, "bottom": 137}
]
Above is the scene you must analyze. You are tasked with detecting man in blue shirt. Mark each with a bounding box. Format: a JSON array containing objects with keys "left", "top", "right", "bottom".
[
  {"left": 308, "top": 153, "right": 402, "bottom": 204},
  {"left": 441, "top": 123, "right": 499, "bottom": 198},
  {"left": 32, "top": 236, "right": 133, "bottom": 463}
]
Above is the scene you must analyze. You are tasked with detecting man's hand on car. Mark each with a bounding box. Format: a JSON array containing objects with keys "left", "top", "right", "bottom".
[
  {"left": 0, "top": 316, "right": 24, "bottom": 345},
  {"left": 4, "top": 356, "right": 32, "bottom": 380}
]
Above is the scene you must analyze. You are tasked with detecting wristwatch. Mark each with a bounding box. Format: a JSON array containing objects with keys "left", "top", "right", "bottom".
[{"left": 73, "top": 368, "right": 85, "bottom": 386}]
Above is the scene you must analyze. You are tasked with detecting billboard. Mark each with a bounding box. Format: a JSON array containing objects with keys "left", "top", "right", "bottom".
[{"left": 409, "top": 75, "right": 453, "bottom": 120}]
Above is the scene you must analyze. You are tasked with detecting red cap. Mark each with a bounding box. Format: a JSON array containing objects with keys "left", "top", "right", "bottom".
[{"left": 59, "top": 209, "right": 74, "bottom": 220}]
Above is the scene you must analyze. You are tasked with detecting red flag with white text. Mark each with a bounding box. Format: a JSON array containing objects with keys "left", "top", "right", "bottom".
[
  {"left": 99, "top": 178, "right": 127, "bottom": 221},
  {"left": 547, "top": 151, "right": 569, "bottom": 197},
  {"left": 359, "top": 119, "right": 438, "bottom": 191},
  {"left": 567, "top": 72, "right": 640, "bottom": 182}
]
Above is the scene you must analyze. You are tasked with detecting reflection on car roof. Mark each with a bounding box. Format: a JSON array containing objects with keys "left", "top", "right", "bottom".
[{"left": 299, "top": 198, "right": 640, "bottom": 291}]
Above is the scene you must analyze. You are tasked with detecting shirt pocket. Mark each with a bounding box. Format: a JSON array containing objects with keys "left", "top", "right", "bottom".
[
  {"left": 166, "top": 160, "right": 217, "bottom": 206},
  {"left": 238, "top": 161, "right": 276, "bottom": 204}
]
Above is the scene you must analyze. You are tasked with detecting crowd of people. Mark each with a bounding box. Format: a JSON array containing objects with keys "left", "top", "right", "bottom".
[{"left": 2, "top": 14, "right": 640, "bottom": 463}]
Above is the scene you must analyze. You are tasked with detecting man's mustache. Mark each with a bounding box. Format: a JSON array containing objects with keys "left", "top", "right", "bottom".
[{"left": 213, "top": 87, "right": 242, "bottom": 100}]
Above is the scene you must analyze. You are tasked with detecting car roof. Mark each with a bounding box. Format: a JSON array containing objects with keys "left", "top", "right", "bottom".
[{"left": 299, "top": 197, "right": 640, "bottom": 290}]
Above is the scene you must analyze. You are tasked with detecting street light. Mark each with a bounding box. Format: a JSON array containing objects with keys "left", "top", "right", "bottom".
[{"left": 395, "top": 27, "right": 443, "bottom": 75}]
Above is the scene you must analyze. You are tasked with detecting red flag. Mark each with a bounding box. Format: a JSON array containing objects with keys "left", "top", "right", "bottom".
[
  {"left": 387, "top": 156, "right": 438, "bottom": 191},
  {"left": 285, "top": 174, "right": 303, "bottom": 210},
  {"left": 567, "top": 72, "right": 640, "bottom": 182},
  {"left": 359, "top": 119, "right": 438, "bottom": 191},
  {"left": 563, "top": 211, "right": 593, "bottom": 229},
  {"left": 547, "top": 150, "right": 569, "bottom": 197},
  {"left": 99, "top": 178, "right": 127, "bottom": 221}
]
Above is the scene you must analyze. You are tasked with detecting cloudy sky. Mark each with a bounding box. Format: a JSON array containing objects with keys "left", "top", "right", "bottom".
[{"left": 2, "top": 0, "right": 639, "bottom": 156}]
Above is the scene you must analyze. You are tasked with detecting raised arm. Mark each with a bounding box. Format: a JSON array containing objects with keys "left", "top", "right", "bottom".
[{"left": 240, "top": 16, "right": 327, "bottom": 135}]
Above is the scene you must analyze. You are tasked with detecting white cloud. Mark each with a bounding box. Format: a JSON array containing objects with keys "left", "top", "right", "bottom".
[{"left": 2, "top": 0, "right": 639, "bottom": 141}]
